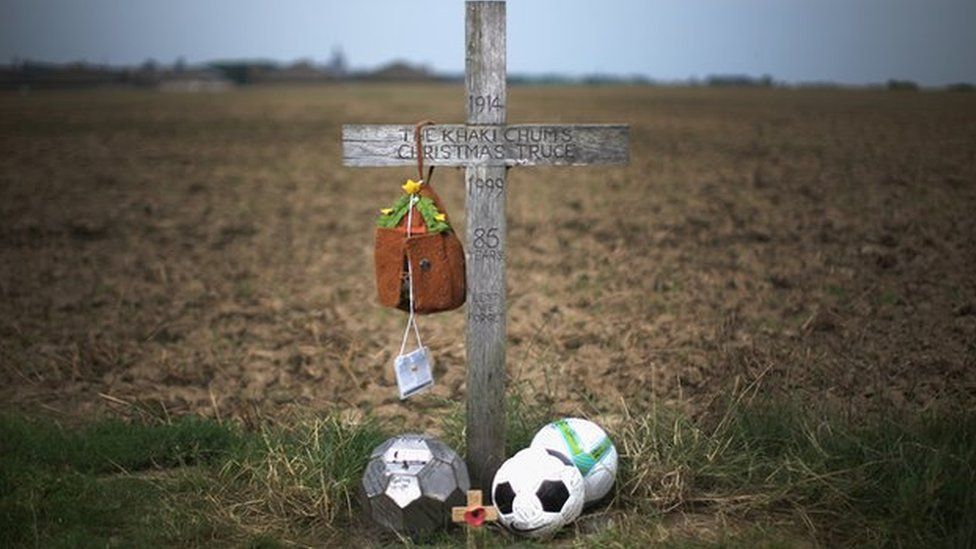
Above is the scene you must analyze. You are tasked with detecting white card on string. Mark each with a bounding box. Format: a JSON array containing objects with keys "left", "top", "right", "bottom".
[{"left": 394, "top": 346, "right": 434, "bottom": 399}]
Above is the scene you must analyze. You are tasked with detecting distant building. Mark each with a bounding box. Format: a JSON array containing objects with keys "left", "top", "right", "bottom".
[
  {"left": 249, "top": 60, "right": 336, "bottom": 84},
  {"left": 327, "top": 47, "right": 347, "bottom": 77},
  {"left": 364, "top": 60, "right": 439, "bottom": 82},
  {"left": 156, "top": 69, "right": 232, "bottom": 92}
]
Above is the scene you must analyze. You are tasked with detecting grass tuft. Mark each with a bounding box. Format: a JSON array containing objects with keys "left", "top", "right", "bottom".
[
  {"left": 205, "top": 413, "right": 387, "bottom": 543},
  {"left": 618, "top": 397, "right": 976, "bottom": 546}
]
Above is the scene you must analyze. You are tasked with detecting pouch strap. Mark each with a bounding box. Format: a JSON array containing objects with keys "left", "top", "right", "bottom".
[
  {"left": 398, "top": 119, "right": 437, "bottom": 353},
  {"left": 398, "top": 195, "right": 424, "bottom": 355},
  {"left": 414, "top": 119, "right": 455, "bottom": 225},
  {"left": 415, "top": 119, "right": 436, "bottom": 185}
]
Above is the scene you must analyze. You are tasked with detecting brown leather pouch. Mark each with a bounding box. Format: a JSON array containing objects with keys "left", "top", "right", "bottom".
[
  {"left": 405, "top": 231, "right": 465, "bottom": 313},
  {"left": 374, "top": 182, "right": 466, "bottom": 314},
  {"left": 375, "top": 227, "right": 406, "bottom": 309}
]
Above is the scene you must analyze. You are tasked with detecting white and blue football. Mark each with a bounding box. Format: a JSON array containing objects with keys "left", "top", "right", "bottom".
[{"left": 531, "top": 417, "right": 618, "bottom": 504}]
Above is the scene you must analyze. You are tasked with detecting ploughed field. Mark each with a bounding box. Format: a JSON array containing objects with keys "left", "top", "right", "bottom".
[{"left": 1, "top": 84, "right": 974, "bottom": 428}]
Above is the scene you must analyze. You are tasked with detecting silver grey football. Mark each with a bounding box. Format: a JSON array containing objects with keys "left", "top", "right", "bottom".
[{"left": 361, "top": 433, "right": 469, "bottom": 535}]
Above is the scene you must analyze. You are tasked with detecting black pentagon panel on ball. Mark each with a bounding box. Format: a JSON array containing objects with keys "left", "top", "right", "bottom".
[
  {"left": 444, "top": 486, "right": 466, "bottom": 511},
  {"left": 370, "top": 493, "right": 406, "bottom": 532},
  {"left": 403, "top": 498, "right": 451, "bottom": 533},
  {"left": 402, "top": 498, "right": 447, "bottom": 533},
  {"left": 537, "top": 480, "right": 570, "bottom": 513},
  {"left": 493, "top": 481, "right": 516, "bottom": 514}
]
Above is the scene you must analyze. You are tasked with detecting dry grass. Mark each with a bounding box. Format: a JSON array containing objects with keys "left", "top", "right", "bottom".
[
  {"left": 206, "top": 412, "right": 385, "bottom": 544},
  {"left": 2, "top": 84, "right": 974, "bottom": 429}
]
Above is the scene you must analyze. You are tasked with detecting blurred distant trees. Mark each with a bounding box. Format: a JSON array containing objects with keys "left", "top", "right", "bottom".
[
  {"left": 946, "top": 82, "right": 975, "bottom": 92},
  {"left": 706, "top": 74, "right": 774, "bottom": 87},
  {"left": 886, "top": 79, "right": 919, "bottom": 91}
]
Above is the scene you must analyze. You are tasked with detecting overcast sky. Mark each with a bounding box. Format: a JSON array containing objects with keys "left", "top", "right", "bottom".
[{"left": 1, "top": 0, "right": 974, "bottom": 85}]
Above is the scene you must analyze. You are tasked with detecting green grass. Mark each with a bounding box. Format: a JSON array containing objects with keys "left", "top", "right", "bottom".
[
  {"left": 0, "top": 415, "right": 238, "bottom": 474},
  {"left": 0, "top": 413, "right": 386, "bottom": 547},
  {"left": 2, "top": 394, "right": 974, "bottom": 547},
  {"left": 0, "top": 415, "right": 241, "bottom": 547}
]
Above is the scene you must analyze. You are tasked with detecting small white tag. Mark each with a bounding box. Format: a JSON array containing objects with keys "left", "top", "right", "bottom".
[{"left": 394, "top": 346, "right": 434, "bottom": 399}]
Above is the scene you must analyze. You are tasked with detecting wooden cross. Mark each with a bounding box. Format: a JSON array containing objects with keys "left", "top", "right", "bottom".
[
  {"left": 342, "top": 1, "right": 629, "bottom": 491},
  {"left": 451, "top": 489, "right": 499, "bottom": 527}
]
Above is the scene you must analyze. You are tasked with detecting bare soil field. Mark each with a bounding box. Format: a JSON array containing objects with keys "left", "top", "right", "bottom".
[{"left": 1, "top": 84, "right": 975, "bottom": 430}]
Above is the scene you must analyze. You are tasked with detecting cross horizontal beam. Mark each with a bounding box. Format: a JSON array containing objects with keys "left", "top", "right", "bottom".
[{"left": 342, "top": 124, "right": 629, "bottom": 167}]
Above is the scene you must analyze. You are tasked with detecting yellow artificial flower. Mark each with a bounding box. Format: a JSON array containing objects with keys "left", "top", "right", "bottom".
[
  {"left": 380, "top": 208, "right": 394, "bottom": 215},
  {"left": 434, "top": 213, "right": 446, "bottom": 222},
  {"left": 402, "top": 179, "right": 423, "bottom": 195}
]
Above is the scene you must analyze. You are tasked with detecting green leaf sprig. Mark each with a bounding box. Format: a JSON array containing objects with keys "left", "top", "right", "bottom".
[{"left": 376, "top": 195, "right": 451, "bottom": 233}]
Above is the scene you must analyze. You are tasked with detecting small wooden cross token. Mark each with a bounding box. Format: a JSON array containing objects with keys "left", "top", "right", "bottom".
[{"left": 452, "top": 489, "right": 498, "bottom": 528}]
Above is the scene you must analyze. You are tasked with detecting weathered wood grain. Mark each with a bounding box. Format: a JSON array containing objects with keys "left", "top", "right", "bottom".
[
  {"left": 465, "top": 0, "right": 507, "bottom": 493},
  {"left": 466, "top": 1, "right": 505, "bottom": 125},
  {"left": 464, "top": 165, "right": 507, "bottom": 492},
  {"left": 342, "top": 124, "right": 629, "bottom": 167}
]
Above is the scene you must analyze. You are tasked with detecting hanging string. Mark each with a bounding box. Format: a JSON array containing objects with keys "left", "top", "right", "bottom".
[
  {"left": 414, "top": 119, "right": 436, "bottom": 185},
  {"left": 397, "top": 194, "right": 423, "bottom": 357},
  {"left": 397, "top": 119, "right": 437, "bottom": 357}
]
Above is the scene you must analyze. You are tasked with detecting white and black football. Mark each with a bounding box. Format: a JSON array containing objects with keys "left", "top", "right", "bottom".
[{"left": 491, "top": 446, "right": 585, "bottom": 537}]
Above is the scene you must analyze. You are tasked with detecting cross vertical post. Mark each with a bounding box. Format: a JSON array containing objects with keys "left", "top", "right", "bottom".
[
  {"left": 340, "top": 0, "right": 628, "bottom": 498},
  {"left": 464, "top": 0, "right": 507, "bottom": 493}
]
